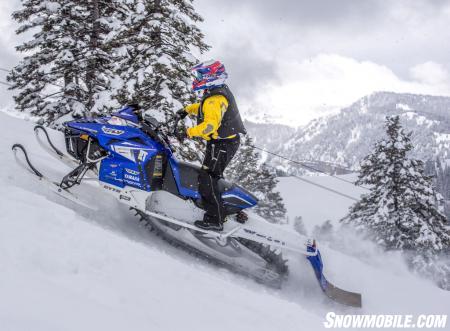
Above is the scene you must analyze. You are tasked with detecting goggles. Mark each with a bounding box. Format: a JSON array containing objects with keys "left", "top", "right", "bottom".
[{"left": 191, "top": 70, "right": 203, "bottom": 81}]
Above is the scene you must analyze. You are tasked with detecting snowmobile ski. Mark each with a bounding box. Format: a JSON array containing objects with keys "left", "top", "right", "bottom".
[
  {"left": 12, "top": 144, "right": 97, "bottom": 210},
  {"left": 35, "top": 125, "right": 80, "bottom": 167},
  {"left": 34, "top": 125, "right": 74, "bottom": 166},
  {"left": 34, "top": 125, "right": 65, "bottom": 157},
  {"left": 34, "top": 125, "right": 98, "bottom": 179}
]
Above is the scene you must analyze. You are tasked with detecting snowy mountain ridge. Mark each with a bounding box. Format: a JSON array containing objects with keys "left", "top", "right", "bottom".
[{"left": 246, "top": 91, "right": 450, "bottom": 174}]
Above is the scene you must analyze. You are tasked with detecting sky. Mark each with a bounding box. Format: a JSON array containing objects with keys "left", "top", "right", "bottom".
[
  {"left": 1, "top": 1, "right": 450, "bottom": 126},
  {"left": 195, "top": 0, "right": 450, "bottom": 126}
]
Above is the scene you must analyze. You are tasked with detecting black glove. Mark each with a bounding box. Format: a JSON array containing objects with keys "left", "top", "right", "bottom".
[{"left": 176, "top": 108, "right": 188, "bottom": 119}]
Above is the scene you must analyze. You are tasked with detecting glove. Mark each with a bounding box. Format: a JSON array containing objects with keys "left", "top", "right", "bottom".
[{"left": 176, "top": 108, "right": 188, "bottom": 119}]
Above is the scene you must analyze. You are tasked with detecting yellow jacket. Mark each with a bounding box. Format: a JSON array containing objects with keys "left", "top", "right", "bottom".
[{"left": 185, "top": 95, "right": 230, "bottom": 140}]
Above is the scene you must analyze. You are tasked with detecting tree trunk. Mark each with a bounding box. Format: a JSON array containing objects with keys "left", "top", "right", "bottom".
[{"left": 86, "top": 0, "right": 100, "bottom": 116}]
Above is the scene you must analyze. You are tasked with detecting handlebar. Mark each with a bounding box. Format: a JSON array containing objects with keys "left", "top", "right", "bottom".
[
  {"left": 143, "top": 110, "right": 203, "bottom": 163},
  {"left": 142, "top": 111, "right": 184, "bottom": 147}
]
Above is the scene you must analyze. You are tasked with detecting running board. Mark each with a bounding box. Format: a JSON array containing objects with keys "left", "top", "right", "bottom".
[
  {"left": 96, "top": 182, "right": 317, "bottom": 256},
  {"left": 142, "top": 209, "right": 317, "bottom": 256}
]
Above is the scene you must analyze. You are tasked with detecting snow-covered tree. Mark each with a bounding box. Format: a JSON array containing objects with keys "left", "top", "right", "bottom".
[
  {"left": 114, "top": 0, "right": 208, "bottom": 116},
  {"left": 343, "top": 116, "right": 449, "bottom": 251},
  {"left": 8, "top": 0, "right": 126, "bottom": 124},
  {"left": 408, "top": 251, "right": 450, "bottom": 290},
  {"left": 424, "top": 158, "right": 450, "bottom": 220},
  {"left": 225, "top": 136, "right": 286, "bottom": 223},
  {"left": 342, "top": 116, "right": 450, "bottom": 288},
  {"left": 111, "top": 0, "right": 209, "bottom": 161},
  {"left": 82, "top": 0, "right": 128, "bottom": 115}
]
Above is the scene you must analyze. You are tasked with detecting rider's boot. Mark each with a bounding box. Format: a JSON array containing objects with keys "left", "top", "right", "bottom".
[{"left": 194, "top": 215, "right": 223, "bottom": 231}]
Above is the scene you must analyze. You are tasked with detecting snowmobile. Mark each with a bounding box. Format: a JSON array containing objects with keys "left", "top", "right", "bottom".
[{"left": 12, "top": 105, "right": 362, "bottom": 307}]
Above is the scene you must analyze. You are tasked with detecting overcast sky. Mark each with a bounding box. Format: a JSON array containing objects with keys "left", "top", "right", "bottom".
[
  {"left": 196, "top": 0, "right": 450, "bottom": 125},
  {"left": 1, "top": 0, "right": 450, "bottom": 126}
]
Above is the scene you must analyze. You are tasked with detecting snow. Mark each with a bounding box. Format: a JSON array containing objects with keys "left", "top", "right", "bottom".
[
  {"left": 157, "top": 54, "right": 174, "bottom": 66},
  {"left": 348, "top": 127, "right": 361, "bottom": 144},
  {"left": 0, "top": 111, "right": 449, "bottom": 330},
  {"left": 434, "top": 132, "right": 450, "bottom": 144},
  {"left": 396, "top": 103, "right": 412, "bottom": 111},
  {"left": 401, "top": 111, "right": 435, "bottom": 127},
  {"left": 44, "top": 2, "right": 61, "bottom": 13},
  {"left": 359, "top": 98, "right": 369, "bottom": 113}
]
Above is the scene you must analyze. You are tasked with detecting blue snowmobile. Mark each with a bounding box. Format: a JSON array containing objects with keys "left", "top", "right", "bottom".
[
  {"left": 62, "top": 105, "right": 258, "bottom": 220},
  {"left": 12, "top": 105, "right": 362, "bottom": 307}
]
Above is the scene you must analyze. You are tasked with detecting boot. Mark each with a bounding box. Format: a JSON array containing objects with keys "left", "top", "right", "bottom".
[{"left": 194, "top": 220, "right": 223, "bottom": 231}]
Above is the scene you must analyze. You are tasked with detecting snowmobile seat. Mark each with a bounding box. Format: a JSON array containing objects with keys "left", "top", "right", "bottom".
[{"left": 175, "top": 161, "right": 235, "bottom": 193}]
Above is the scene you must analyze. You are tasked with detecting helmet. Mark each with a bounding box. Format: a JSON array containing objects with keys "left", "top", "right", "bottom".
[{"left": 191, "top": 60, "right": 228, "bottom": 92}]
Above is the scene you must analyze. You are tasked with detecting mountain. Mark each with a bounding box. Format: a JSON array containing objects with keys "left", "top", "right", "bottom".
[
  {"left": 244, "top": 120, "right": 296, "bottom": 154},
  {"left": 247, "top": 92, "right": 450, "bottom": 174}
]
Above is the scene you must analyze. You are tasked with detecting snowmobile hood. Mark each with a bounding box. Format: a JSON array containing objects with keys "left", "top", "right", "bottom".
[{"left": 63, "top": 118, "right": 109, "bottom": 135}]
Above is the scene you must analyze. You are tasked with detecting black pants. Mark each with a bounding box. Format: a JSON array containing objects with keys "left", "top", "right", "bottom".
[{"left": 198, "top": 136, "right": 240, "bottom": 224}]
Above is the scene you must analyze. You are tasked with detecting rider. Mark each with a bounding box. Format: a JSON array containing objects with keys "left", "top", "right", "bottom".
[{"left": 177, "top": 60, "right": 246, "bottom": 231}]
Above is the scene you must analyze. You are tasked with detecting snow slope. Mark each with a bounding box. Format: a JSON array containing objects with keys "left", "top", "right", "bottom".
[{"left": 0, "top": 110, "right": 449, "bottom": 331}]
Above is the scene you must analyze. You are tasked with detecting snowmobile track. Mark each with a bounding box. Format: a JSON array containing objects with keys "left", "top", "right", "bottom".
[{"left": 133, "top": 208, "right": 289, "bottom": 288}]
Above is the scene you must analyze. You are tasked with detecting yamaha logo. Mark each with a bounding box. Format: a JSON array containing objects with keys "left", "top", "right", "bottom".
[{"left": 125, "top": 168, "right": 139, "bottom": 175}]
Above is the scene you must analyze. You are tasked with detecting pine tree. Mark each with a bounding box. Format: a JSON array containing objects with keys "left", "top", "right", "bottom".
[
  {"left": 114, "top": 0, "right": 208, "bottom": 116},
  {"left": 82, "top": 0, "right": 127, "bottom": 115},
  {"left": 343, "top": 116, "right": 449, "bottom": 251},
  {"left": 256, "top": 165, "right": 287, "bottom": 223},
  {"left": 225, "top": 136, "right": 287, "bottom": 223},
  {"left": 8, "top": 0, "right": 125, "bottom": 125},
  {"left": 342, "top": 116, "right": 450, "bottom": 288},
  {"left": 111, "top": 0, "right": 209, "bottom": 161}
]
